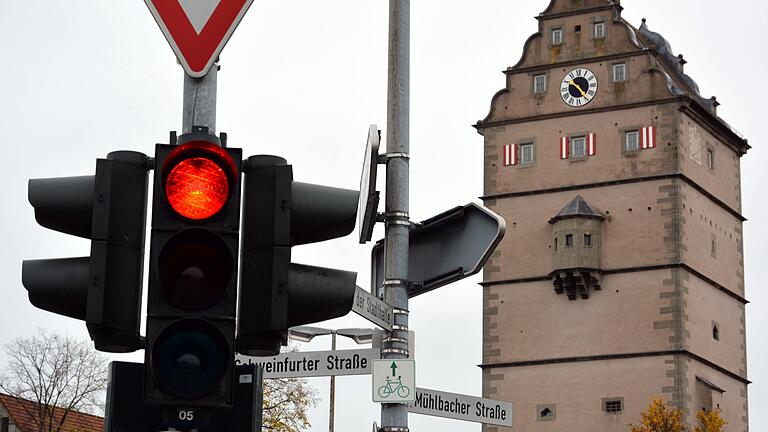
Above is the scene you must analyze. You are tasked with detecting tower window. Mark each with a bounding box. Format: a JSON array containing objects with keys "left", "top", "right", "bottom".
[
  {"left": 710, "top": 236, "right": 717, "bottom": 258},
  {"left": 625, "top": 131, "right": 640, "bottom": 152},
  {"left": 575, "top": 25, "right": 582, "bottom": 33},
  {"left": 712, "top": 323, "right": 720, "bottom": 341},
  {"left": 552, "top": 28, "right": 563, "bottom": 45},
  {"left": 571, "top": 136, "right": 586, "bottom": 157},
  {"left": 520, "top": 143, "right": 535, "bottom": 164},
  {"left": 594, "top": 22, "right": 605, "bottom": 39},
  {"left": 706, "top": 148, "right": 715, "bottom": 170},
  {"left": 613, "top": 63, "right": 627, "bottom": 82},
  {"left": 584, "top": 234, "right": 592, "bottom": 248},
  {"left": 554, "top": 237, "right": 558, "bottom": 251},
  {"left": 534, "top": 74, "right": 547, "bottom": 94},
  {"left": 603, "top": 398, "right": 623, "bottom": 413},
  {"left": 565, "top": 234, "right": 573, "bottom": 248}
]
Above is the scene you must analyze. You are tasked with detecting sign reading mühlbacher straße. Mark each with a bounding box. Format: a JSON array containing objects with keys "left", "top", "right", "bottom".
[
  {"left": 408, "top": 387, "right": 513, "bottom": 427},
  {"left": 236, "top": 349, "right": 378, "bottom": 379}
]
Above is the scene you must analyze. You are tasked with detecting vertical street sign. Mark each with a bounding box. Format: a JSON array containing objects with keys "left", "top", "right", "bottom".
[
  {"left": 372, "top": 359, "right": 415, "bottom": 404},
  {"left": 144, "top": 0, "right": 255, "bottom": 77}
]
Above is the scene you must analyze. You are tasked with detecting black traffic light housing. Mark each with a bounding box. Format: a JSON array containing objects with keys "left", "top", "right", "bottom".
[
  {"left": 143, "top": 136, "right": 242, "bottom": 420},
  {"left": 22, "top": 151, "right": 150, "bottom": 353},
  {"left": 237, "top": 155, "right": 359, "bottom": 356}
]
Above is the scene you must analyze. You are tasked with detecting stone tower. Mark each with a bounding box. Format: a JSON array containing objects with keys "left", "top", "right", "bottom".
[{"left": 475, "top": 1, "right": 750, "bottom": 431}]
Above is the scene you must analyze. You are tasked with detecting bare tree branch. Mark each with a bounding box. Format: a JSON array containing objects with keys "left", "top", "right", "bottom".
[{"left": 1, "top": 329, "right": 108, "bottom": 432}]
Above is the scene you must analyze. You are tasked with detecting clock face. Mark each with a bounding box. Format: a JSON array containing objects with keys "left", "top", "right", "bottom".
[{"left": 560, "top": 68, "right": 598, "bottom": 107}]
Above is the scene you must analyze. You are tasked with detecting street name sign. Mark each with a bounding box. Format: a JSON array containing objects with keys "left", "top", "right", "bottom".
[
  {"left": 408, "top": 387, "right": 513, "bottom": 427},
  {"left": 372, "top": 359, "right": 415, "bottom": 403},
  {"left": 352, "top": 285, "right": 393, "bottom": 331},
  {"left": 371, "top": 203, "right": 506, "bottom": 298},
  {"left": 235, "top": 348, "right": 378, "bottom": 379},
  {"left": 144, "top": 0, "right": 255, "bottom": 77}
]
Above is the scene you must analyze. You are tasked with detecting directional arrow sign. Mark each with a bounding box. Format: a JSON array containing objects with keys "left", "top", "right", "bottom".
[
  {"left": 144, "top": 0, "right": 255, "bottom": 77},
  {"left": 235, "top": 348, "right": 378, "bottom": 379},
  {"left": 408, "top": 387, "right": 513, "bottom": 427},
  {"left": 352, "top": 286, "right": 393, "bottom": 331},
  {"left": 371, "top": 203, "right": 506, "bottom": 298}
]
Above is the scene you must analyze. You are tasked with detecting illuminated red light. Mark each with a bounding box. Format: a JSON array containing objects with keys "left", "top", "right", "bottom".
[{"left": 166, "top": 157, "right": 229, "bottom": 220}]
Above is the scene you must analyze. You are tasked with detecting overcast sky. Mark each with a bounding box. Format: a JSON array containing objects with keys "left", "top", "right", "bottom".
[{"left": 0, "top": 1, "right": 766, "bottom": 431}]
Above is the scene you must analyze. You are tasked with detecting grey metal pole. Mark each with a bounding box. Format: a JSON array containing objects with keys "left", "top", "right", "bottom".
[
  {"left": 380, "top": 1, "right": 410, "bottom": 432},
  {"left": 182, "top": 64, "right": 218, "bottom": 134},
  {"left": 329, "top": 332, "right": 337, "bottom": 432}
]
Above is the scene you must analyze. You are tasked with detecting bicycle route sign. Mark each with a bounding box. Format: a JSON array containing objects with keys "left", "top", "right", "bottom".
[{"left": 372, "top": 359, "right": 415, "bottom": 403}]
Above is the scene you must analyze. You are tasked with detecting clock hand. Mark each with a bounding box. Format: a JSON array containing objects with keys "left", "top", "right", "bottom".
[{"left": 568, "top": 80, "right": 588, "bottom": 98}]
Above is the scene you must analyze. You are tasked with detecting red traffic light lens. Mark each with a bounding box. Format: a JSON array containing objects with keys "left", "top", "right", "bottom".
[{"left": 166, "top": 157, "right": 229, "bottom": 220}]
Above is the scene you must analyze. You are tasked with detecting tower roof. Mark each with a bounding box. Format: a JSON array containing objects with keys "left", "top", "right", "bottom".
[{"left": 549, "top": 196, "right": 604, "bottom": 224}]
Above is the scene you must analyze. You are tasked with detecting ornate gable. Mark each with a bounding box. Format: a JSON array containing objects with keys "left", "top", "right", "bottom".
[{"left": 539, "top": 0, "right": 618, "bottom": 17}]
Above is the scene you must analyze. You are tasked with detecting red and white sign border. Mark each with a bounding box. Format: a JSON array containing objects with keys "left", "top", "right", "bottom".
[{"left": 144, "top": 0, "right": 255, "bottom": 78}]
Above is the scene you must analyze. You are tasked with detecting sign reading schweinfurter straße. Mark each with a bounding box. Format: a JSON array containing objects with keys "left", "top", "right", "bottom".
[
  {"left": 236, "top": 349, "right": 378, "bottom": 379},
  {"left": 408, "top": 387, "right": 513, "bottom": 427}
]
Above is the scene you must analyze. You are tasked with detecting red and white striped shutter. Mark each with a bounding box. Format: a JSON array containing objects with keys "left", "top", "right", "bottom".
[
  {"left": 560, "top": 137, "right": 569, "bottom": 159},
  {"left": 503, "top": 144, "right": 518, "bottom": 166},
  {"left": 587, "top": 133, "right": 597, "bottom": 156},
  {"left": 642, "top": 126, "right": 657, "bottom": 149},
  {"left": 648, "top": 126, "right": 656, "bottom": 148}
]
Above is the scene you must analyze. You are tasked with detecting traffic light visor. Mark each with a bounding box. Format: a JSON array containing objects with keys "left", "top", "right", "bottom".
[{"left": 163, "top": 141, "right": 237, "bottom": 221}]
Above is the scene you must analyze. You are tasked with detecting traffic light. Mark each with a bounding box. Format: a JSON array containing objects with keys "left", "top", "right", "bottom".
[
  {"left": 22, "top": 151, "right": 149, "bottom": 353},
  {"left": 236, "top": 155, "right": 359, "bottom": 356},
  {"left": 143, "top": 133, "right": 242, "bottom": 424}
]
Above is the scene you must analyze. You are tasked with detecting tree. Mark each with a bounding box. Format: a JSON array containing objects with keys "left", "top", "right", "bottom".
[
  {"left": 0, "top": 329, "right": 108, "bottom": 432},
  {"left": 694, "top": 408, "right": 726, "bottom": 432},
  {"left": 630, "top": 398, "right": 689, "bottom": 432},
  {"left": 261, "top": 346, "right": 319, "bottom": 432}
]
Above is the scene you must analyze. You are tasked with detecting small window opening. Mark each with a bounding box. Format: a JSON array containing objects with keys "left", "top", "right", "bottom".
[
  {"left": 706, "top": 149, "right": 714, "bottom": 170},
  {"left": 552, "top": 28, "right": 563, "bottom": 45},
  {"left": 540, "top": 408, "right": 554, "bottom": 418},
  {"left": 565, "top": 234, "right": 573, "bottom": 248},
  {"left": 713, "top": 324, "right": 720, "bottom": 341},
  {"left": 554, "top": 237, "right": 558, "bottom": 251},
  {"left": 625, "top": 131, "right": 640, "bottom": 152},
  {"left": 594, "top": 22, "right": 605, "bottom": 39},
  {"left": 604, "top": 399, "right": 623, "bottom": 413},
  {"left": 584, "top": 234, "right": 592, "bottom": 248},
  {"left": 534, "top": 74, "right": 547, "bottom": 94},
  {"left": 575, "top": 25, "right": 581, "bottom": 32},
  {"left": 613, "top": 63, "right": 627, "bottom": 82},
  {"left": 571, "top": 136, "right": 586, "bottom": 158},
  {"left": 710, "top": 237, "right": 717, "bottom": 258},
  {"left": 520, "top": 143, "right": 535, "bottom": 164}
]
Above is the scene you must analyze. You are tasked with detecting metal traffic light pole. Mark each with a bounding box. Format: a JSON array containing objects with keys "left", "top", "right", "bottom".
[
  {"left": 380, "top": 1, "right": 410, "bottom": 432},
  {"left": 182, "top": 64, "right": 217, "bottom": 135}
]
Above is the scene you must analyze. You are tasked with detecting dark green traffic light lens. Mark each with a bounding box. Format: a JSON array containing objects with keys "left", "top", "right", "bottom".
[
  {"left": 152, "top": 318, "right": 230, "bottom": 399},
  {"left": 158, "top": 228, "right": 233, "bottom": 310}
]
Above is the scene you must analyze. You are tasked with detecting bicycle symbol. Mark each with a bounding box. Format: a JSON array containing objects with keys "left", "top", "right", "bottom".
[{"left": 377, "top": 376, "right": 411, "bottom": 399}]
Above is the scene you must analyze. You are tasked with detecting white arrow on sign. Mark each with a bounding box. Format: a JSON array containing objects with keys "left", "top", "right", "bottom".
[
  {"left": 235, "top": 349, "right": 378, "bottom": 379},
  {"left": 352, "top": 285, "right": 393, "bottom": 331},
  {"left": 408, "top": 387, "right": 513, "bottom": 427}
]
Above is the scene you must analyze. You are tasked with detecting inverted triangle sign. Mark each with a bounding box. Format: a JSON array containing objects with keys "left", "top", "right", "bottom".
[{"left": 145, "top": 0, "right": 254, "bottom": 77}]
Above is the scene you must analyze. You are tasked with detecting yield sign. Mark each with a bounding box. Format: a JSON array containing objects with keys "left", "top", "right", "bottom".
[{"left": 144, "top": 0, "right": 255, "bottom": 77}]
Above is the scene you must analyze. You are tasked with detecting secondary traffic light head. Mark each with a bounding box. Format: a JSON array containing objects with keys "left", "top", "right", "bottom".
[
  {"left": 22, "top": 151, "right": 150, "bottom": 353},
  {"left": 236, "top": 155, "right": 359, "bottom": 357},
  {"left": 144, "top": 136, "right": 242, "bottom": 421}
]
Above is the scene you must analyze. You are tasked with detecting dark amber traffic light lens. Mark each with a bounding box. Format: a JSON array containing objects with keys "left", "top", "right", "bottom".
[
  {"left": 158, "top": 229, "right": 233, "bottom": 310},
  {"left": 152, "top": 318, "right": 230, "bottom": 399},
  {"left": 165, "top": 157, "right": 229, "bottom": 220}
]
